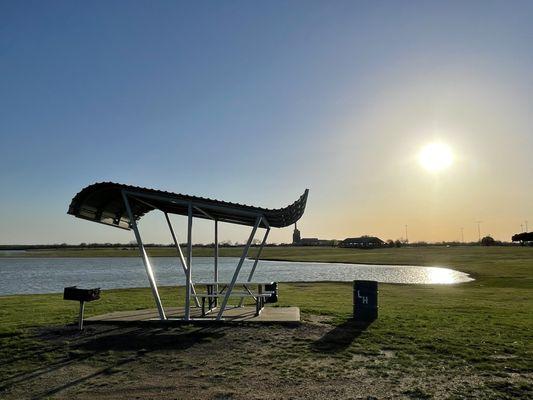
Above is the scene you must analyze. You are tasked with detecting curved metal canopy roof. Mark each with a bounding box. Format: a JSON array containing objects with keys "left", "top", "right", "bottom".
[{"left": 68, "top": 182, "right": 309, "bottom": 230}]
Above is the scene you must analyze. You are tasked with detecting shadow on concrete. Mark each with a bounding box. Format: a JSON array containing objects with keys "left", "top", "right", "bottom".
[{"left": 311, "top": 319, "right": 374, "bottom": 353}]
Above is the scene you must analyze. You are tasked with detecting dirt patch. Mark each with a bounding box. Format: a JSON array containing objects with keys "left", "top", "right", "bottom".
[
  {"left": 303, "top": 314, "right": 334, "bottom": 325},
  {"left": 1, "top": 322, "right": 530, "bottom": 399}
]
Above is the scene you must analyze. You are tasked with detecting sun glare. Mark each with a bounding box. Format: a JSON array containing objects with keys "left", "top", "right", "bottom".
[
  {"left": 427, "top": 267, "right": 456, "bottom": 284},
  {"left": 418, "top": 142, "right": 454, "bottom": 172}
]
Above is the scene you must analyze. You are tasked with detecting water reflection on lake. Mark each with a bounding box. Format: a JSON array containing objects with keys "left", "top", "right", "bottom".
[{"left": 0, "top": 257, "right": 473, "bottom": 295}]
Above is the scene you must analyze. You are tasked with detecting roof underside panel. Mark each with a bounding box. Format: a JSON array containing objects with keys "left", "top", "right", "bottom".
[{"left": 68, "top": 182, "right": 308, "bottom": 230}]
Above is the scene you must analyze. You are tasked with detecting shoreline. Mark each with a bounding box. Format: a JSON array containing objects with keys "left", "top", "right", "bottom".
[{"left": 0, "top": 278, "right": 475, "bottom": 298}]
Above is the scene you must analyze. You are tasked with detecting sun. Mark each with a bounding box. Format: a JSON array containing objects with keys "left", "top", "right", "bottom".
[{"left": 418, "top": 142, "right": 454, "bottom": 172}]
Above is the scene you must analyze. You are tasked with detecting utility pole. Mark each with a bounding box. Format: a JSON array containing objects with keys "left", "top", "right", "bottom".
[
  {"left": 461, "top": 227, "right": 464, "bottom": 243},
  {"left": 521, "top": 224, "right": 524, "bottom": 233},
  {"left": 476, "top": 221, "right": 483, "bottom": 242},
  {"left": 405, "top": 224, "right": 409, "bottom": 244}
]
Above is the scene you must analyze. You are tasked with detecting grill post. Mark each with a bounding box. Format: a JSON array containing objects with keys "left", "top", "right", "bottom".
[{"left": 78, "top": 301, "right": 85, "bottom": 331}]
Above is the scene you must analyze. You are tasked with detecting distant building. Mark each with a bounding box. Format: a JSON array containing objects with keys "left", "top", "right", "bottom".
[
  {"left": 292, "top": 224, "right": 336, "bottom": 246},
  {"left": 339, "top": 236, "right": 384, "bottom": 249},
  {"left": 299, "top": 238, "right": 319, "bottom": 246},
  {"left": 299, "top": 238, "right": 337, "bottom": 246}
]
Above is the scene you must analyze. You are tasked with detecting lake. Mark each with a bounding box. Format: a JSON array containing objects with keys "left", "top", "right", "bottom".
[{"left": 0, "top": 257, "right": 473, "bottom": 295}]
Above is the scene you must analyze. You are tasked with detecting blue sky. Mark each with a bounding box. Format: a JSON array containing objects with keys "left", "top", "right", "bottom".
[{"left": 1, "top": 1, "right": 532, "bottom": 244}]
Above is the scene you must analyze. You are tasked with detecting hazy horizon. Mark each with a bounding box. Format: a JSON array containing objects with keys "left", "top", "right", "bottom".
[{"left": 1, "top": 1, "right": 532, "bottom": 245}]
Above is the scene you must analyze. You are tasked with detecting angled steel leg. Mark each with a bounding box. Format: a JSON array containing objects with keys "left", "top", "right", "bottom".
[
  {"left": 216, "top": 216, "right": 262, "bottom": 320},
  {"left": 164, "top": 212, "right": 200, "bottom": 308},
  {"left": 238, "top": 226, "right": 270, "bottom": 307},
  {"left": 247, "top": 227, "right": 270, "bottom": 282},
  {"left": 122, "top": 191, "right": 166, "bottom": 320}
]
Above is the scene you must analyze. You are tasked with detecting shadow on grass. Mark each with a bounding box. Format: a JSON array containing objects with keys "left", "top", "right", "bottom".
[
  {"left": 0, "top": 324, "right": 227, "bottom": 399},
  {"left": 0, "top": 325, "right": 126, "bottom": 387},
  {"left": 32, "top": 355, "right": 138, "bottom": 400},
  {"left": 311, "top": 319, "right": 374, "bottom": 353},
  {"left": 77, "top": 325, "right": 226, "bottom": 352}
]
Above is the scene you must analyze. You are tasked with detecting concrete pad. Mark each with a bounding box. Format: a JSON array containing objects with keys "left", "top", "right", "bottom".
[{"left": 85, "top": 306, "right": 300, "bottom": 325}]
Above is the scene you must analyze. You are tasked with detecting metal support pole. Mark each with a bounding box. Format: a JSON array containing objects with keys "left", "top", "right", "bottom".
[
  {"left": 214, "top": 219, "right": 219, "bottom": 306},
  {"left": 239, "top": 227, "right": 270, "bottom": 307},
  {"left": 164, "top": 212, "right": 200, "bottom": 308},
  {"left": 216, "top": 216, "right": 262, "bottom": 320},
  {"left": 214, "top": 219, "right": 219, "bottom": 282},
  {"left": 122, "top": 191, "right": 166, "bottom": 320},
  {"left": 185, "top": 203, "right": 193, "bottom": 321}
]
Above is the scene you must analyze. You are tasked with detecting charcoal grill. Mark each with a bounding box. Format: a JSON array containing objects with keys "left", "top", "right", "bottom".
[{"left": 64, "top": 286, "right": 101, "bottom": 330}]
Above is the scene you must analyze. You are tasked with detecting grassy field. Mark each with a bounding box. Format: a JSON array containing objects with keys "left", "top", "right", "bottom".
[{"left": 0, "top": 247, "right": 532, "bottom": 399}]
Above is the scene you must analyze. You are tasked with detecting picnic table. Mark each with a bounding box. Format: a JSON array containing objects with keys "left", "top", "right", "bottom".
[{"left": 193, "top": 282, "right": 277, "bottom": 316}]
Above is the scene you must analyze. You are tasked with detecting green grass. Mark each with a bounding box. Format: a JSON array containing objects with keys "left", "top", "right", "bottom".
[{"left": 1, "top": 246, "right": 532, "bottom": 398}]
